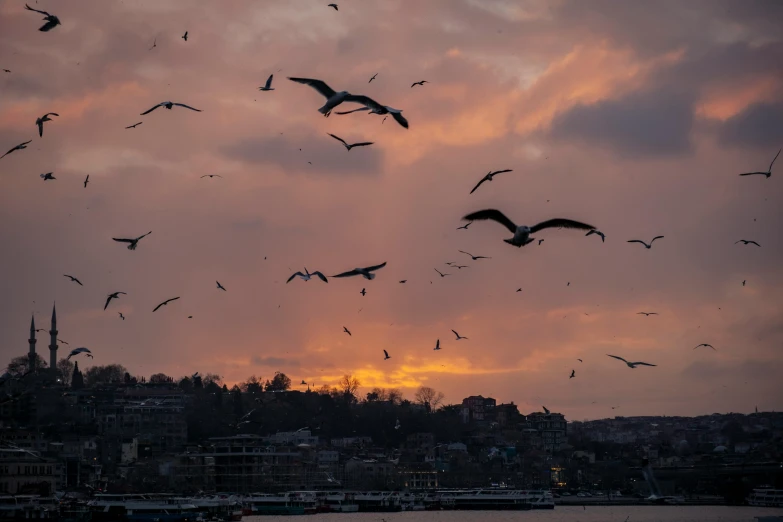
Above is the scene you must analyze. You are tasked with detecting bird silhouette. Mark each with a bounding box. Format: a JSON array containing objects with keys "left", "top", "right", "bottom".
[
  {"left": 739, "top": 148, "right": 779, "bottom": 178},
  {"left": 216, "top": 281, "right": 226, "bottom": 291},
  {"left": 63, "top": 275, "right": 83, "bottom": 286},
  {"left": 469, "top": 169, "right": 513, "bottom": 194},
  {"left": 383, "top": 349, "right": 390, "bottom": 360},
  {"left": 104, "top": 292, "right": 126, "bottom": 310},
  {"left": 153, "top": 297, "right": 180, "bottom": 312},
  {"left": 112, "top": 231, "right": 152, "bottom": 251},
  {"left": 628, "top": 236, "right": 664, "bottom": 249}
]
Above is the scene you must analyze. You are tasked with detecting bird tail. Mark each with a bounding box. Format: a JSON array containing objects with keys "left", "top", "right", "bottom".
[{"left": 503, "top": 238, "right": 523, "bottom": 248}]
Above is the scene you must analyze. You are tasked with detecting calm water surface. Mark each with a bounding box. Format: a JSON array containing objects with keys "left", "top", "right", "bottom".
[{"left": 246, "top": 506, "right": 783, "bottom": 522}]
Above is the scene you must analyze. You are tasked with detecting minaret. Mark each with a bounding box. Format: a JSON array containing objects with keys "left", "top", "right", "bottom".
[
  {"left": 49, "top": 303, "right": 58, "bottom": 380},
  {"left": 28, "top": 315, "right": 37, "bottom": 372}
]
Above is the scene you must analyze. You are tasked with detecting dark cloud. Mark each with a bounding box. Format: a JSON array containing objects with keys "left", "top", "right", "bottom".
[
  {"left": 717, "top": 102, "right": 783, "bottom": 149},
  {"left": 251, "top": 356, "right": 301, "bottom": 368},
  {"left": 548, "top": 89, "right": 695, "bottom": 157}
]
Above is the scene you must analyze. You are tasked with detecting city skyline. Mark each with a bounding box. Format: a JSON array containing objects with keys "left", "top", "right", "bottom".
[{"left": 1, "top": 0, "right": 782, "bottom": 420}]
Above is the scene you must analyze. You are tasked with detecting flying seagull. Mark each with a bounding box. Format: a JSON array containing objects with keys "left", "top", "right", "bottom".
[
  {"left": 735, "top": 240, "right": 760, "bottom": 247},
  {"left": 149, "top": 38, "right": 157, "bottom": 50},
  {"left": 300, "top": 379, "right": 307, "bottom": 385},
  {"left": 258, "top": 74, "right": 275, "bottom": 91},
  {"left": 66, "top": 347, "right": 92, "bottom": 360},
  {"left": 181, "top": 31, "right": 188, "bottom": 41},
  {"left": 104, "top": 292, "right": 126, "bottom": 310},
  {"left": 63, "top": 275, "right": 83, "bottom": 286},
  {"left": 327, "top": 133, "right": 373, "bottom": 151},
  {"left": 35, "top": 113, "right": 58, "bottom": 137},
  {"left": 383, "top": 349, "right": 391, "bottom": 360},
  {"left": 24, "top": 4, "right": 60, "bottom": 32},
  {"left": 469, "top": 169, "right": 513, "bottom": 194},
  {"left": 287, "top": 77, "right": 355, "bottom": 117},
  {"left": 112, "top": 231, "right": 152, "bottom": 251},
  {"left": 153, "top": 297, "right": 180, "bottom": 312},
  {"left": 286, "top": 268, "right": 328, "bottom": 283},
  {"left": 140, "top": 101, "right": 202, "bottom": 115},
  {"left": 2, "top": 69, "right": 10, "bottom": 73},
  {"left": 586, "top": 229, "right": 606, "bottom": 242},
  {"left": 457, "top": 222, "right": 472, "bottom": 230},
  {"left": 542, "top": 406, "right": 550, "bottom": 414},
  {"left": 739, "top": 148, "right": 780, "bottom": 178},
  {"left": 200, "top": 174, "right": 223, "bottom": 179},
  {"left": 216, "top": 281, "right": 226, "bottom": 291},
  {"left": 368, "top": 73, "right": 378, "bottom": 83},
  {"left": 538, "top": 239, "right": 544, "bottom": 245},
  {"left": 606, "top": 354, "right": 657, "bottom": 368},
  {"left": 334, "top": 94, "right": 409, "bottom": 129},
  {"left": 628, "top": 236, "right": 664, "bottom": 249},
  {"left": 577, "top": 359, "right": 583, "bottom": 362},
  {"left": 360, "top": 288, "right": 366, "bottom": 296},
  {"left": 693, "top": 343, "right": 716, "bottom": 351},
  {"left": 125, "top": 122, "right": 143, "bottom": 129},
  {"left": 453, "top": 264, "right": 469, "bottom": 269},
  {"left": 462, "top": 209, "right": 595, "bottom": 247},
  {"left": 434, "top": 268, "right": 450, "bottom": 278},
  {"left": 458, "top": 250, "right": 491, "bottom": 260},
  {"left": 343, "top": 326, "right": 351, "bottom": 336},
  {"left": 433, "top": 339, "right": 441, "bottom": 350},
  {"left": 452, "top": 330, "right": 468, "bottom": 340},
  {"left": 1, "top": 140, "right": 32, "bottom": 159},
  {"left": 742, "top": 280, "right": 746, "bottom": 286},
  {"left": 40, "top": 173, "right": 55, "bottom": 181},
  {"left": 118, "top": 312, "right": 125, "bottom": 320},
  {"left": 411, "top": 80, "right": 428, "bottom": 88},
  {"left": 328, "top": 3, "right": 338, "bottom": 10},
  {"left": 637, "top": 312, "right": 658, "bottom": 316},
  {"left": 399, "top": 280, "right": 407, "bottom": 283},
  {"left": 83, "top": 175, "right": 89, "bottom": 188},
  {"left": 332, "top": 262, "right": 387, "bottom": 280},
  {"left": 569, "top": 369, "right": 575, "bottom": 379}
]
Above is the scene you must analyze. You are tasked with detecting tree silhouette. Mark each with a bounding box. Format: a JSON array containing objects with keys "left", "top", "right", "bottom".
[
  {"left": 6, "top": 354, "right": 47, "bottom": 376},
  {"left": 265, "top": 372, "right": 291, "bottom": 392}
]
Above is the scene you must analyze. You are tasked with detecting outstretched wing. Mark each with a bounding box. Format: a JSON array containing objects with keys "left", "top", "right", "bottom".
[
  {"left": 530, "top": 218, "right": 595, "bottom": 233},
  {"left": 287, "top": 77, "right": 337, "bottom": 99},
  {"left": 335, "top": 107, "right": 370, "bottom": 115},
  {"left": 349, "top": 141, "right": 374, "bottom": 148},
  {"left": 749, "top": 241, "right": 760, "bottom": 246},
  {"left": 489, "top": 169, "right": 513, "bottom": 176},
  {"left": 264, "top": 74, "right": 274, "bottom": 89},
  {"left": 631, "top": 362, "right": 656, "bottom": 367},
  {"left": 469, "top": 176, "right": 488, "bottom": 195},
  {"left": 112, "top": 237, "right": 134, "bottom": 244},
  {"left": 383, "top": 350, "right": 389, "bottom": 357},
  {"left": 173, "top": 103, "right": 201, "bottom": 112},
  {"left": 363, "top": 262, "right": 387, "bottom": 272},
  {"left": 391, "top": 112, "right": 409, "bottom": 129},
  {"left": 140, "top": 103, "right": 163, "bottom": 115},
  {"left": 135, "top": 231, "right": 152, "bottom": 241},
  {"left": 627, "top": 240, "right": 647, "bottom": 245},
  {"left": 312, "top": 271, "right": 328, "bottom": 282},
  {"left": 104, "top": 295, "right": 113, "bottom": 310},
  {"left": 769, "top": 148, "right": 781, "bottom": 171},
  {"left": 650, "top": 235, "right": 664, "bottom": 243},
  {"left": 462, "top": 209, "right": 518, "bottom": 233},
  {"left": 739, "top": 172, "right": 767, "bottom": 176},
  {"left": 331, "top": 269, "right": 360, "bottom": 278},
  {"left": 343, "top": 94, "right": 385, "bottom": 112},
  {"left": 328, "top": 133, "right": 348, "bottom": 147},
  {"left": 286, "top": 272, "right": 303, "bottom": 283},
  {"left": 606, "top": 354, "right": 628, "bottom": 364},
  {"left": 125, "top": 122, "right": 142, "bottom": 129},
  {"left": 24, "top": 4, "right": 50, "bottom": 16}
]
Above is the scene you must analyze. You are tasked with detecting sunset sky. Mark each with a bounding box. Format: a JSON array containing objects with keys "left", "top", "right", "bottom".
[{"left": 1, "top": 0, "right": 782, "bottom": 420}]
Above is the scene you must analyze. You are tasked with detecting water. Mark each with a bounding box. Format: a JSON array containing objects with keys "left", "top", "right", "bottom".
[{"left": 245, "top": 507, "right": 783, "bottom": 522}]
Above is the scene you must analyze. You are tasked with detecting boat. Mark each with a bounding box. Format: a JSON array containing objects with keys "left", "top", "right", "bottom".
[
  {"left": 748, "top": 488, "right": 783, "bottom": 508},
  {"left": 353, "top": 492, "right": 402, "bottom": 512},
  {"left": 243, "top": 492, "right": 317, "bottom": 516},
  {"left": 176, "top": 495, "right": 243, "bottom": 521},
  {"left": 322, "top": 492, "right": 359, "bottom": 513},
  {"left": 0, "top": 495, "right": 57, "bottom": 520},
  {"left": 86, "top": 494, "right": 204, "bottom": 521},
  {"left": 428, "top": 489, "right": 554, "bottom": 510}
]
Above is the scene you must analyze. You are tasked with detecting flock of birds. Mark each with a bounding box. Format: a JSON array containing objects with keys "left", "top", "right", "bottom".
[{"left": 2, "top": 4, "right": 779, "bottom": 396}]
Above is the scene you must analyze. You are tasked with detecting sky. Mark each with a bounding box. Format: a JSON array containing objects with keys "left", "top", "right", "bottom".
[{"left": 1, "top": 0, "right": 782, "bottom": 420}]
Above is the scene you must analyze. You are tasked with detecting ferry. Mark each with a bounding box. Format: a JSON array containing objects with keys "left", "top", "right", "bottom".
[
  {"left": 176, "top": 495, "right": 243, "bottom": 521},
  {"left": 353, "top": 492, "right": 402, "bottom": 512},
  {"left": 243, "top": 492, "right": 317, "bottom": 516},
  {"left": 428, "top": 489, "right": 554, "bottom": 510},
  {"left": 747, "top": 488, "right": 783, "bottom": 508},
  {"left": 0, "top": 495, "right": 57, "bottom": 520},
  {"left": 86, "top": 494, "right": 204, "bottom": 521},
  {"left": 321, "top": 492, "right": 359, "bottom": 513}
]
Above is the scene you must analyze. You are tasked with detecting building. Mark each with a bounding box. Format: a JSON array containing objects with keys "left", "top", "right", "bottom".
[
  {"left": 460, "top": 395, "right": 496, "bottom": 423},
  {"left": 26, "top": 305, "right": 59, "bottom": 382},
  {"left": 0, "top": 448, "right": 61, "bottom": 495},
  {"left": 526, "top": 411, "right": 567, "bottom": 453}
]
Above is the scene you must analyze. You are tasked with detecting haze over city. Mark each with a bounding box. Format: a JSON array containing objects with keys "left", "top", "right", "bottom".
[{"left": 1, "top": 0, "right": 782, "bottom": 420}]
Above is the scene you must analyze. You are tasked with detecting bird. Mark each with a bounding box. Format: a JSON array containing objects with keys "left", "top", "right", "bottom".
[
  {"left": 1, "top": 140, "right": 32, "bottom": 159},
  {"left": 328, "top": 3, "right": 338, "bottom": 10},
  {"left": 586, "top": 230, "right": 606, "bottom": 242},
  {"left": 360, "top": 288, "right": 367, "bottom": 296},
  {"left": 742, "top": 280, "right": 746, "bottom": 287},
  {"left": 343, "top": 327, "right": 351, "bottom": 336},
  {"left": 399, "top": 280, "right": 407, "bottom": 284},
  {"left": 458, "top": 250, "right": 491, "bottom": 260},
  {"left": 125, "top": 122, "right": 143, "bottom": 129},
  {"left": 327, "top": 133, "right": 374, "bottom": 151},
  {"left": 149, "top": 38, "right": 157, "bottom": 51},
  {"left": 368, "top": 73, "right": 378, "bottom": 83},
  {"left": 453, "top": 264, "right": 469, "bottom": 269},
  {"left": 383, "top": 350, "right": 391, "bottom": 360},
  {"left": 140, "top": 101, "right": 201, "bottom": 115},
  {"left": 739, "top": 148, "right": 780, "bottom": 178},
  {"left": 542, "top": 406, "right": 550, "bottom": 414},
  {"left": 570, "top": 370, "right": 575, "bottom": 379},
  {"left": 300, "top": 380, "right": 308, "bottom": 385},
  {"left": 538, "top": 239, "right": 544, "bottom": 245},
  {"left": 181, "top": 31, "right": 188, "bottom": 41},
  {"left": 35, "top": 113, "right": 58, "bottom": 137},
  {"left": 216, "top": 281, "right": 226, "bottom": 291},
  {"left": 24, "top": 4, "right": 61, "bottom": 32},
  {"left": 452, "top": 330, "right": 468, "bottom": 340},
  {"left": 463, "top": 210, "right": 595, "bottom": 247},
  {"left": 66, "top": 347, "right": 92, "bottom": 360},
  {"left": 2, "top": 69, "right": 10, "bottom": 73},
  {"left": 735, "top": 240, "right": 760, "bottom": 247},
  {"left": 577, "top": 359, "right": 583, "bottom": 363},
  {"left": 57, "top": 338, "right": 69, "bottom": 345},
  {"left": 153, "top": 297, "right": 180, "bottom": 312},
  {"left": 104, "top": 292, "right": 126, "bottom": 310},
  {"left": 332, "top": 262, "right": 387, "bottom": 280},
  {"left": 637, "top": 312, "right": 658, "bottom": 316},
  {"left": 627, "top": 236, "right": 664, "bottom": 249},
  {"left": 200, "top": 174, "right": 223, "bottom": 179},
  {"left": 112, "top": 231, "right": 152, "bottom": 251},
  {"left": 334, "top": 95, "right": 409, "bottom": 129},
  {"left": 433, "top": 339, "right": 441, "bottom": 350},
  {"left": 606, "top": 354, "right": 657, "bottom": 368},
  {"left": 258, "top": 74, "right": 275, "bottom": 91},
  {"left": 693, "top": 343, "right": 716, "bottom": 351},
  {"left": 457, "top": 222, "right": 472, "bottom": 230},
  {"left": 286, "top": 268, "right": 328, "bottom": 283},
  {"left": 469, "top": 169, "right": 513, "bottom": 194},
  {"left": 516, "top": 288, "right": 522, "bottom": 292},
  {"left": 83, "top": 175, "right": 89, "bottom": 188},
  {"left": 411, "top": 80, "right": 428, "bottom": 88},
  {"left": 63, "top": 275, "right": 83, "bottom": 286},
  {"left": 287, "top": 77, "right": 354, "bottom": 117},
  {"left": 434, "top": 268, "right": 450, "bottom": 278},
  {"left": 40, "top": 173, "right": 55, "bottom": 181},
  {"left": 118, "top": 312, "right": 125, "bottom": 321}
]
